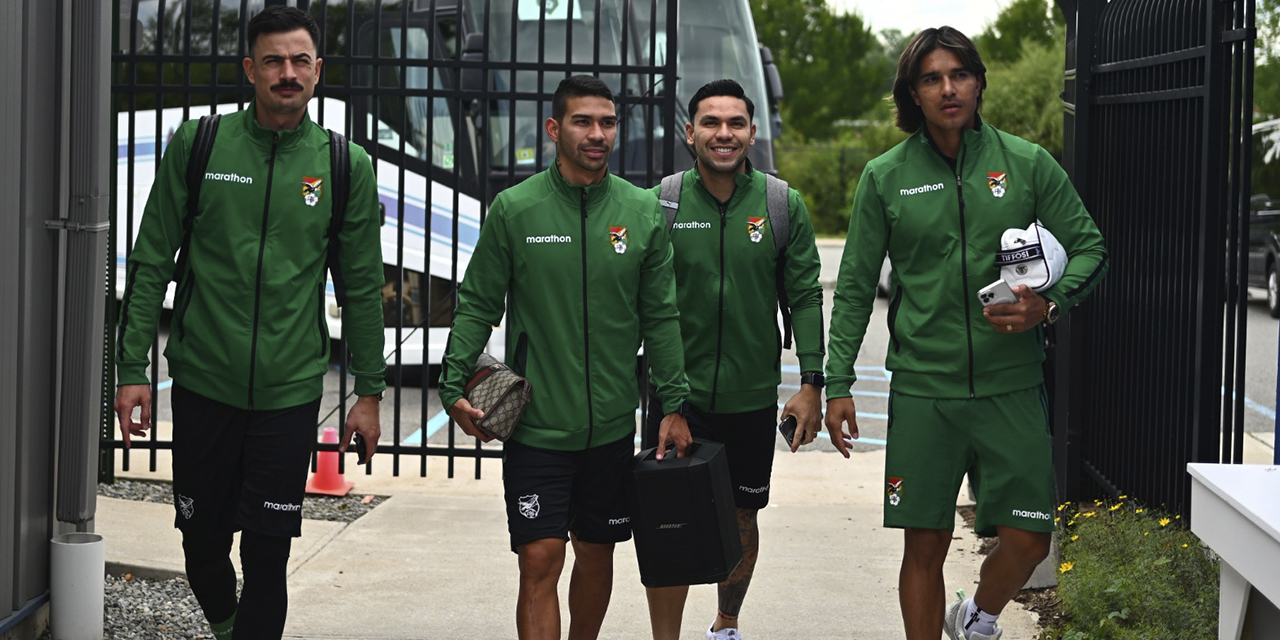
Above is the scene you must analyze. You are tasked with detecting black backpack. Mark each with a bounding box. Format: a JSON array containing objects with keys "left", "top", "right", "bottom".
[{"left": 175, "top": 113, "right": 353, "bottom": 305}]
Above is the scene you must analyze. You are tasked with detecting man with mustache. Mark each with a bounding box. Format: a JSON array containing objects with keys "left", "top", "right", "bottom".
[
  {"left": 642, "top": 79, "right": 825, "bottom": 640},
  {"left": 114, "top": 6, "right": 385, "bottom": 639},
  {"left": 440, "top": 75, "right": 690, "bottom": 640},
  {"left": 824, "top": 27, "right": 1107, "bottom": 640}
]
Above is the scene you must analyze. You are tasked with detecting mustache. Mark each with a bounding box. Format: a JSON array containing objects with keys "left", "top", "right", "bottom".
[{"left": 271, "top": 81, "right": 304, "bottom": 92}]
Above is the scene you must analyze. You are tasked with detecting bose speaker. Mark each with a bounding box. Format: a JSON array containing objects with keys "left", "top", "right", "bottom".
[{"left": 629, "top": 439, "right": 742, "bottom": 588}]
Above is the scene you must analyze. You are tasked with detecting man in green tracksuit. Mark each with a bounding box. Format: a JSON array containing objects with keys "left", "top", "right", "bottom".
[
  {"left": 642, "top": 79, "right": 825, "bottom": 640},
  {"left": 440, "top": 75, "right": 690, "bottom": 640},
  {"left": 113, "top": 7, "right": 386, "bottom": 639},
  {"left": 824, "top": 27, "right": 1108, "bottom": 640}
]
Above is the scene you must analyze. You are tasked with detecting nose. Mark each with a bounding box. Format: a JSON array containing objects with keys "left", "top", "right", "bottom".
[{"left": 586, "top": 122, "right": 605, "bottom": 141}]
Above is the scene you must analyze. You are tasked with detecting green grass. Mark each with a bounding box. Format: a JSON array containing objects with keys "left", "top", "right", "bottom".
[{"left": 1043, "top": 498, "right": 1219, "bottom": 640}]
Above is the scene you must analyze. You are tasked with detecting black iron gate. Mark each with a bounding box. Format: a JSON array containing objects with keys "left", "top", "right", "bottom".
[
  {"left": 105, "top": 0, "right": 681, "bottom": 480},
  {"left": 1056, "top": 0, "right": 1255, "bottom": 513}
]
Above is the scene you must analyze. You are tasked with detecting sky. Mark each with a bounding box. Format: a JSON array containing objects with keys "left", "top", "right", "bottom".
[{"left": 824, "top": 0, "right": 1007, "bottom": 39}]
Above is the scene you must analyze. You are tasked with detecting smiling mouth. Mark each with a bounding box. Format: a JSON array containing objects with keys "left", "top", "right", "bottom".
[{"left": 711, "top": 146, "right": 738, "bottom": 155}]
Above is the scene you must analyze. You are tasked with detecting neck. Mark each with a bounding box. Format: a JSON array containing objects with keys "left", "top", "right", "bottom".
[
  {"left": 557, "top": 160, "right": 606, "bottom": 187},
  {"left": 926, "top": 123, "right": 963, "bottom": 160},
  {"left": 697, "top": 162, "right": 744, "bottom": 202},
  {"left": 255, "top": 102, "right": 305, "bottom": 132}
]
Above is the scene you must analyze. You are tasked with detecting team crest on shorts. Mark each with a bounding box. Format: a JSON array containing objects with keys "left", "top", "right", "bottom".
[
  {"left": 886, "top": 477, "right": 904, "bottom": 507},
  {"left": 518, "top": 494, "right": 541, "bottom": 519},
  {"left": 301, "top": 176, "right": 323, "bottom": 207},
  {"left": 178, "top": 494, "right": 195, "bottom": 519},
  {"left": 609, "top": 226, "right": 628, "bottom": 254},
  {"left": 747, "top": 217, "right": 766, "bottom": 243},
  {"left": 987, "top": 172, "right": 1007, "bottom": 198}
]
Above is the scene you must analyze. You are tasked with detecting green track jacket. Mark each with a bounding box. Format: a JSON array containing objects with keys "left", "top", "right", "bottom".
[
  {"left": 439, "top": 163, "right": 689, "bottom": 451},
  {"left": 117, "top": 104, "right": 387, "bottom": 410},
  {"left": 656, "top": 165, "right": 824, "bottom": 413},
  {"left": 827, "top": 122, "right": 1108, "bottom": 399}
]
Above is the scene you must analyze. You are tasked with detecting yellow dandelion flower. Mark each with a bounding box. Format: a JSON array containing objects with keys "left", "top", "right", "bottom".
[
  {"left": 1176, "top": 515, "right": 1182, "bottom": 519},
  {"left": 1071, "top": 535, "right": 1079, "bottom": 541},
  {"left": 1144, "top": 532, "right": 1149, "bottom": 536},
  {"left": 1068, "top": 520, "right": 1076, "bottom": 526},
  {"left": 1094, "top": 499, "right": 1103, "bottom": 505},
  {"left": 1059, "top": 561, "right": 1075, "bottom": 573},
  {"left": 1181, "top": 543, "right": 1189, "bottom": 548},
  {"left": 1135, "top": 509, "right": 1144, "bottom": 514},
  {"left": 1082, "top": 512, "right": 1097, "bottom": 518},
  {"left": 1159, "top": 518, "right": 1171, "bottom": 527},
  {"left": 1108, "top": 503, "right": 1122, "bottom": 511},
  {"left": 1058, "top": 504, "right": 1067, "bottom": 512},
  {"left": 1119, "top": 495, "right": 1128, "bottom": 500}
]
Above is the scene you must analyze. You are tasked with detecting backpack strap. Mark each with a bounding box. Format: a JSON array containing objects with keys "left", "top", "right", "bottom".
[
  {"left": 658, "top": 171, "right": 685, "bottom": 231},
  {"left": 174, "top": 113, "right": 221, "bottom": 283},
  {"left": 764, "top": 174, "right": 794, "bottom": 349},
  {"left": 327, "top": 129, "right": 352, "bottom": 307}
]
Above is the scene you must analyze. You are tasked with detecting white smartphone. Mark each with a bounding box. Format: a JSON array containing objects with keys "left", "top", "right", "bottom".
[{"left": 978, "top": 279, "right": 1018, "bottom": 307}]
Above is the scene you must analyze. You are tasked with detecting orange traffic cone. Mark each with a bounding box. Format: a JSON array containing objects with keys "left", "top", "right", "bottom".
[{"left": 306, "top": 427, "right": 355, "bottom": 496}]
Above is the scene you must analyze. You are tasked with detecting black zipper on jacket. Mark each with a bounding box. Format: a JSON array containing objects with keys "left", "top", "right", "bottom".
[
  {"left": 579, "top": 188, "right": 595, "bottom": 447},
  {"left": 709, "top": 200, "right": 728, "bottom": 412},
  {"left": 247, "top": 133, "right": 280, "bottom": 409},
  {"left": 954, "top": 159, "right": 976, "bottom": 398}
]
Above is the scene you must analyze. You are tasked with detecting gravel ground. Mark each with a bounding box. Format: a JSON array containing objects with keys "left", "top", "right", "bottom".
[
  {"left": 98, "top": 478, "right": 386, "bottom": 523},
  {"left": 53, "top": 479, "right": 386, "bottom": 639}
]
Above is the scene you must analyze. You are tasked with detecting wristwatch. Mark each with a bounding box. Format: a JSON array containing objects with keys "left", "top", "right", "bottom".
[
  {"left": 800, "top": 371, "right": 825, "bottom": 389},
  {"left": 359, "top": 391, "right": 385, "bottom": 402},
  {"left": 1044, "top": 301, "right": 1060, "bottom": 325}
]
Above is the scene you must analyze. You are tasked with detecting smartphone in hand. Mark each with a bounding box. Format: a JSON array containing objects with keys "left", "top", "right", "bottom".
[
  {"left": 778, "top": 415, "right": 798, "bottom": 449},
  {"left": 352, "top": 432, "right": 370, "bottom": 465},
  {"left": 978, "top": 279, "right": 1018, "bottom": 307}
]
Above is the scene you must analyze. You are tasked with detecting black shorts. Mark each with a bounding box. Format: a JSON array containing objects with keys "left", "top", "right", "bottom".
[
  {"left": 502, "top": 434, "right": 635, "bottom": 553},
  {"left": 170, "top": 385, "right": 321, "bottom": 538},
  {"left": 645, "top": 393, "right": 778, "bottom": 510}
]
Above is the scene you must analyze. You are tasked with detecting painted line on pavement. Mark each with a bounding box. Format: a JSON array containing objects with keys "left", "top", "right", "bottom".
[{"left": 401, "top": 410, "right": 451, "bottom": 445}]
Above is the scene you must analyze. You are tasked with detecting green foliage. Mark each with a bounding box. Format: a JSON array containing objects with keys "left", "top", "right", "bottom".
[
  {"left": 980, "top": 33, "right": 1064, "bottom": 157},
  {"left": 972, "top": 0, "right": 1064, "bottom": 64},
  {"left": 749, "top": 0, "right": 890, "bottom": 140},
  {"left": 1048, "top": 499, "right": 1219, "bottom": 640},
  {"left": 1257, "top": 0, "right": 1280, "bottom": 119}
]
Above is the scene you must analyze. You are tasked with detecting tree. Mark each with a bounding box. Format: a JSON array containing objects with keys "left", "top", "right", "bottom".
[
  {"left": 1256, "top": 0, "right": 1280, "bottom": 119},
  {"left": 981, "top": 34, "right": 1064, "bottom": 157},
  {"left": 750, "top": 0, "right": 887, "bottom": 140},
  {"left": 972, "top": 0, "right": 1064, "bottom": 64}
]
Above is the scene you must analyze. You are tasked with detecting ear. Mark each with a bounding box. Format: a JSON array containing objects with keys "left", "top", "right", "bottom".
[
  {"left": 242, "top": 57, "right": 255, "bottom": 85},
  {"left": 748, "top": 122, "right": 756, "bottom": 146},
  {"left": 545, "top": 116, "right": 560, "bottom": 143},
  {"left": 909, "top": 86, "right": 920, "bottom": 106},
  {"left": 314, "top": 57, "right": 323, "bottom": 80},
  {"left": 685, "top": 121, "right": 694, "bottom": 146}
]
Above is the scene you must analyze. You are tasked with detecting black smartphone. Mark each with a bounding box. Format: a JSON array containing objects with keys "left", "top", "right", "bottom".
[
  {"left": 778, "top": 415, "right": 798, "bottom": 447},
  {"left": 352, "top": 432, "right": 369, "bottom": 465}
]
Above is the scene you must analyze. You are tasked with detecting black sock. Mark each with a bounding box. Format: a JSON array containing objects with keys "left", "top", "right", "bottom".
[
  {"left": 233, "top": 530, "right": 292, "bottom": 640},
  {"left": 181, "top": 529, "right": 238, "bottom": 625}
]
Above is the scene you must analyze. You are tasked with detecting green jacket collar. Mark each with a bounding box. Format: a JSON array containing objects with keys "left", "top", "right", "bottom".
[
  {"left": 549, "top": 160, "right": 613, "bottom": 207},
  {"left": 690, "top": 159, "right": 756, "bottom": 205},
  {"left": 240, "top": 99, "right": 315, "bottom": 151},
  {"left": 918, "top": 115, "right": 988, "bottom": 163}
]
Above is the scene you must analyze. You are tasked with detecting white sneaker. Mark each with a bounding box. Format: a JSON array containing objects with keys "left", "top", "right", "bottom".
[
  {"left": 943, "top": 597, "right": 1003, "bottom": 640},
  {"left": 707, "top": 623, "right": 742, "bottom": 639}
]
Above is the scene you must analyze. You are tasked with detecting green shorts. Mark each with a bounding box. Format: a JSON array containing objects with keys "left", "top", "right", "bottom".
[{"left": 883, "top": 386, "right": 1056, "bottom": 537}]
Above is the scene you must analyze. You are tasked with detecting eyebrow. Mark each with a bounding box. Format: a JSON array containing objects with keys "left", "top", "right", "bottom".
[{"left": 261, "top": 52, "right": 313, "bottom": 62}]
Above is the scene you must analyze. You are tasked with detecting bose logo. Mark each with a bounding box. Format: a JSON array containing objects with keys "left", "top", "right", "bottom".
[
  {"left": 206, "top": 172, "right": 253, "bottom": 184},
  {"left": 672, "top": 221, "right": 712, "bottom": 230},
  {"left": 657, "top": 523, "right": 687, "bottom": 530},
  {"left": 739, "top": 484, "right": 769, "bottom": 494},
  {"left": 263, "top": 501, "right": 302, "bottom": 512},
  {"left": 900, "top": 182, "right": 946, "bottom": 196},
  {"left": 607, "top": 517, "right": 631, "bottom": 525},
  {"left": 1011, "top": 509, "right": 1053, "bottom": 521},
  {"left": 526, "top": 235, "right": 573, "bottom": 244}
]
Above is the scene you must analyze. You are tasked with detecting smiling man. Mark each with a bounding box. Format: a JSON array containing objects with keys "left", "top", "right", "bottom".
[
  {"left": 643, "top": 79, "right": 825, "bottom": 640},
  {"left": 114, "top": 6, "right": 385, "bottom": 639},
  {"left": 823, "top": 27, "right": 1108, "bottom": 640},
  {"left": 440, "top": 75, "right": 690, "bottom": 640}
]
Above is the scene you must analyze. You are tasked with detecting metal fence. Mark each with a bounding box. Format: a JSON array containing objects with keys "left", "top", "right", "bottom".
[
  {"left": 106, "top": 0, "right": 683, "bottom": 480},
  {"left": 1056, "top": 0, "right": 1255, "bottom": 513}
]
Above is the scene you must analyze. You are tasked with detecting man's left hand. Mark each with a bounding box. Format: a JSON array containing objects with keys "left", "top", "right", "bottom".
[
  {"left": 781, "top": 384, "right": 823, "bottom": 452},
  {"left": 655, "top": 412, "right": 692, "bottom": 460},
  {"left": 341, "top": 395, "right": 382, "bottom": 462},
  {"left": 982, "top": 284, "right": 1048, "bottom": 334}
]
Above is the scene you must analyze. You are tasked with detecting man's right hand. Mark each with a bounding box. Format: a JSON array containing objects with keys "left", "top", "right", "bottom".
[
  {"left": 447, "top": 398, "right": 492, "bottom": 442},
  {"left": 114, "top": 384, "right": 153, "bottom": 449},
  {"left": 824, "top": 397, "right": 860, "bottom": 459}
]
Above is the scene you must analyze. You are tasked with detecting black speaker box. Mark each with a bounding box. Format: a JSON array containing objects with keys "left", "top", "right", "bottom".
[{"left": 629, "top": 439, "right": 742, "bottom": 588}]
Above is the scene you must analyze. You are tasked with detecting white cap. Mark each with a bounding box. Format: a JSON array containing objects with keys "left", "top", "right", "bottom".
[{"left": 995, "top": 223, "right": 1068, "bottom": 292}]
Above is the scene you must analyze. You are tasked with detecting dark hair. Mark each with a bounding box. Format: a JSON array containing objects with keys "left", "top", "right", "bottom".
[
  {"left": 892, "top": 26, "right": 987, "bottom": 133},
  {"left": 247, "top": 5, "right": 320, "bottom": 57},
  {"left": 688, "top": 79, "right": 755, "bottom": 122},
  {"left": 551, "top": 75, "right": 615, "bottom": 121}
]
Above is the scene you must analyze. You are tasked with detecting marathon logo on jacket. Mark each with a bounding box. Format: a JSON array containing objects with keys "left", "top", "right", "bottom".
[
  {"left": 672, "top": 221, "right": 712, "bottom": 231},
  {"left": 987, "top": 172, "right": 1007, "bottom": 198},
  {"left": 526, "top": 234, "right": 573, "bottom": 244},
  {"left": 886, "top": 477, "right": 904, "bottom": 506},
  {"left": 609, "top": 226, "right": 628, "bottom": 254},
  {"left": 747, "top": 217, "right": 766, "bottom": 243},
  {"left": 205, "top": 171, "right": 253, "bottom": 185},
  {"left": 900, "top": 182, "right": 945, "bottom": 196},
  {"left": 301, "top": 176, "right": 323, "bottom": 207}
]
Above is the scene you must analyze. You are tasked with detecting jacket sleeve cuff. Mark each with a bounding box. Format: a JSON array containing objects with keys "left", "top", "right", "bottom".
[
  {"left": 439, "top": 389, "right": 463, "bottom": 413},
  {"left": 353, "top": 375, "right": 387, "bottom": 399},
  {"left": 797, "top": 354, "right": 824, "bottom": 375},
  {"left": 116, "top": 365, "right": 150, "bottom": 387}
]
